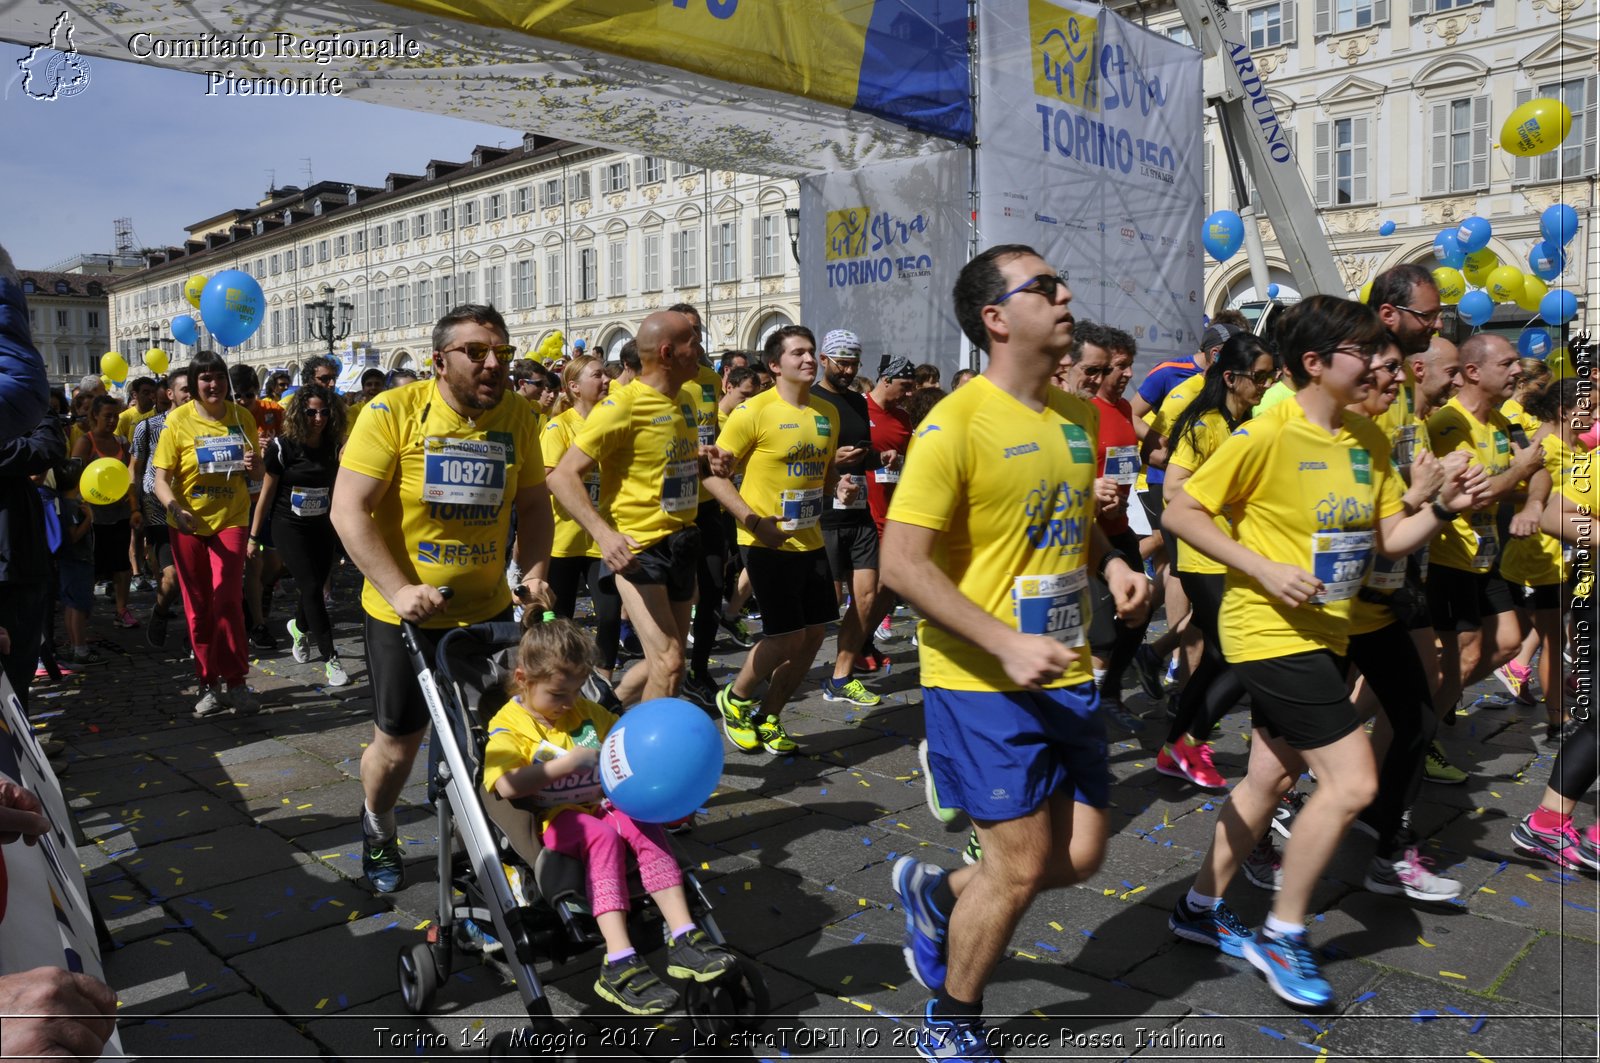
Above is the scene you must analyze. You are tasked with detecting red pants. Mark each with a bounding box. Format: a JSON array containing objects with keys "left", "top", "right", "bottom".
[
  {"left": 171, "top": 525, "right": 248, "bottom": 687},
  {"left": 541, "top": 805, "right": 681, "bottom": 917}
]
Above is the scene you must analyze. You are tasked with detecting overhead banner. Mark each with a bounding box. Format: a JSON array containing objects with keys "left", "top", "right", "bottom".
[
  {"left": 977, "top": 0, "right": 1204, "bottom": 365},
  {"left": 798, "top": 151, "right": 971, "bottom": 379}
]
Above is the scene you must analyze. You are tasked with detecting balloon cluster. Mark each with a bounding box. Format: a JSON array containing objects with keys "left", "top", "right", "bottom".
[
  {"left": 534, "top": 331, "right": 566, "bottom": 364},
  {"left": 1428, "top": 204, "right": 1579, "bottom": 331},
  {"left": 161, "top": 271, "right": 266, "bottom": 350}
]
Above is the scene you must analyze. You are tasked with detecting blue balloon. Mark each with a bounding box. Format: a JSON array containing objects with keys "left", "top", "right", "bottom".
[
  {"left": 1266, "top": 283, "right": 1281, "bottom": 299},
  {"left": 1455, "top": 216, "right": 1492, "bottom": 253},
  {"left": 1432, "top": 229, "right": 1465, "bottom": 270},
  {"left": 1517, "top": 328, "right": 1553, "bottom": 359},
  {"left": 1527, "top": 241, "right": 1565, "bottom": 282},
  {"left": 1378, "top": 220, "right": 1396, "bottom": 237},
  {"left": 600, "top": 698, "right": 724, "bottom": 823},
  {"left": 1540, "top": 288, "right": 1578, "bottom": 326},
  {"left": 198, "top": 269, "right": 265, "bottom": 348},
  {"left": 171, "top": 314, "right": 199, "bottom": 346},
  {"left": 1202, "top": 210, "right": 1245, "bottom": 262},
  {"left": 1541, "top": 204, "right": 1579, "bottom": 247},
  {"left": 1457, "top": 290, "right": 1495, "bottom": 327}
]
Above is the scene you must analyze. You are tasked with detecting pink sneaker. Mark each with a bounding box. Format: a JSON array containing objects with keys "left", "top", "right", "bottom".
[
  {"left": 1512, "top": 812, "right": 1588, "bottom": 870},
  {"left": 1156, "top": 737, "right": 1228, "bottom": 790},
  {"left": 116, "top": 608, "right": 141, "bottom": 628},
  {"left": 1580, "top": 822, "right": 1600, "bottom": 872}
]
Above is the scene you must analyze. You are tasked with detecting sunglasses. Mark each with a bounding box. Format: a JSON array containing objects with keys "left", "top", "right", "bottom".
[
  {"left": 306, "top": 407, "right": 331, "bottom": 419},
  {"left": 996, "top": 272, "right": 1070, "bottom": 304},
  {"left": 443, "top": 343, "right": 517, "bottom": 362},
  {"left": 314, "top": 374, "right": 337, "bottom": 385}
]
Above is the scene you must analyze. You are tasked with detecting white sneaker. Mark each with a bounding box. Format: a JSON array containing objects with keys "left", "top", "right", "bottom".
[
  {"left": 1243, "top": 836, "right": 1284, "bottom": 892},
  {"left": 226, "top": 684, "right": 261, "bottom": 715},
  {"left": 1364, "top": 846, "right": 1462, "bottom": 902},
  {"left": 324, "top": 657, "right": 350, "bottom": 687},
  {"left": 287, "top": 619, "right": 310, "bottom": 664},
  {"left": 193, "top": 684, "right": 228, "bottom": 718},
  {"left": 876, "top": 617, "right": 896, "bottom": 642}
]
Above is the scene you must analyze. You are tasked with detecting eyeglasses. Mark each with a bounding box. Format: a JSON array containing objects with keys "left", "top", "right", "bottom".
[
  {"left": 995, "top": 272, "right": 1070, "bottom": 304},
  {"left": 305, "top": 407, "right": 330, "bottom": 419},
  {"left": 1330, "top": 344, "right": 1376, "bottom": 361},
  {"left": 1077, "top": 364, "right": 1109, "bottom": 378},
  {"left": 314, "top": 374, "right": 337, "bottom": 385},
  {"left": 442, "top": 342, "right": 517, "bottom": 362},
  {"left": 1396, "top": 305, "right": 1443, "bottom": 325},
  {"left": 1371, "top": 359, "right": 1403, "bottom": 376}
]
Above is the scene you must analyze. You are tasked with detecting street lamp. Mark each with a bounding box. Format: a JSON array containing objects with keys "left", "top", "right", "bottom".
[
  {"left": 306, "top": 283, "right": 354, "bottom": 356},
  {"left": 785, "top": 207, "right": 801, "bottom": 264}
]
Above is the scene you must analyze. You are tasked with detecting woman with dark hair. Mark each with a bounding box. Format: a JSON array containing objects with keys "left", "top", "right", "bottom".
[
  {"left": 71, "top": 394, "right": 139, "bottom": 628},
  {"left": 1163, "top": 296, "right": 1485, "bottom": 1008},
  {"left": 249, "top": 383, "right": 348, "bottom": 687},
  {"left": 152, "top": 350, "right": 262, "bottom": 717}
]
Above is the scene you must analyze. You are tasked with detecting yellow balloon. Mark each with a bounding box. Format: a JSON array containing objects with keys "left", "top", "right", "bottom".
[
  {"left": 99, "top": 375, "right": 113, "bottom": 391},
  {"left": 82, "top": 457, "right": 131, "bottom": 505},
  {"left": 1486, "top": 266, "right": 1524, "bottom": 304},
  {"left": 1432, "top": 267, "right": 1466, "bottom": 304},
  {"left": 1358, "top": 280, "right": 1373, "bottom": 303},
  {"left": 1515, "top": 274, "right": 1548, "bottom": 314},
  {"left": 1547, "top": 347, "right": 1571, "bottom": 381},
  {"left": 100, "top": 351, "right": 128, "bottom": 383},
  {"left": 1462, "top": 248, "right": 1500, "bottom": 288},
  {"left": 1501, "top": 97, "right": 1573, "bottom": 158},
  {"left": 145, "top": 348, "right": 169, "bottom": 375},
  {"left": 184, "top": 274, "right": 209, "bottom": 309}
]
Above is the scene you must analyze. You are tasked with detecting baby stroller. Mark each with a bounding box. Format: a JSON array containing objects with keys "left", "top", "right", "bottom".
[{"left": 394, "top": 604, "right": 768, "bottom": 1054}]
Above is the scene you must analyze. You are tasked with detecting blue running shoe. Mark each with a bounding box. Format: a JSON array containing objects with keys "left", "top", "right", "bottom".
[
  {"left": 892, "top": 856, "right": 949, "bottom": 992},
  {"left": 1168, "top": 897, "right": 1255, "bottom": 958},
  {"left": 1246, "top": 929, "right": 1334, "bottom": 1009},
  {"left": 914, "top": 1000, "right": 1002, "bottom": 1063},
  {"left": 362, "top": 834, "right": 406, "bottom": 894}
]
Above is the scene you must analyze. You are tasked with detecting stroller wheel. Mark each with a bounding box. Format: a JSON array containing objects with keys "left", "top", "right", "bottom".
[
  {"left": 398, "top": 942, "right": 440, "bottom": 1014},
  {"left": 685, "top": 957, "right": 770, "bottom": 1036}
]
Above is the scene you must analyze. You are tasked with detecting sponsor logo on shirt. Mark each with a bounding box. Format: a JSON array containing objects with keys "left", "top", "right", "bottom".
[
  {"left": 416, "top": 540, "right": 500, "bottom": 566},
  {"left": 1004, "top": 443, "right": 1041, "bottom": 459},
  {"left": 1299, "top": 461, "right": 1327, "bottom": 471}
]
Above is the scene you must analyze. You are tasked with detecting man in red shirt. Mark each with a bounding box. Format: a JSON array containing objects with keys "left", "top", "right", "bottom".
[{"left": 861, "top": 357, "right": 916, "bottom": 666}]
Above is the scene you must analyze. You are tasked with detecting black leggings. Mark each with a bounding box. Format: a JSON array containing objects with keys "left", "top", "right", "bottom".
[
  {"left": 692, "top": 502, "right": 728, "bottom": 675},
  {"left": 271, "top": 513, "right": 337, "bottom": 660},
  {"left": 1166, "top": 570, "right": 1245, "bottom": 746},
  {"left": 1089, "top": 529, "right": 1150, "bottom": 696},
  {"left": 1347, "top": 622, "right": 1439, "bottom": 854},
  {"left": 547, "top": 555, "right": 623, "bottom": 670},
  {"left": 1551, "top": 714, "right": 1599, "bottom": 803}
]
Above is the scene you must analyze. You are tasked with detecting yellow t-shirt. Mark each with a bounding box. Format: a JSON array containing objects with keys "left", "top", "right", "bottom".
[
  {"left": 888, "top": 376, "right": 1100, "bottom": 692},
  {"left": 115, "top": 405, "right": 156, "bottom": 441},
  {"left": 1149, "top": 375, "right": 1204, "bottom": 440},
  {"left": 574, "top": 378, "right": 701, "bottom": 549},
  {"left": 1182, "top": 398, "right": 1405, "bottom": 662},
  {"left": 152, "top": 401, "right": 261, "bottom": 536},
  {"left": 1427, "top": 397, "right": 1514, "bottom": 573},
  {"left": 689, "top": 364, "right": 723, "bottom": 504},
  {"left": 339, "top": 380, "right": 544, "bottom": 628},
  {"left": 715, "top": 388, "right": 841, "bottom": 553},
  {"left": 1349, "top": 406, "right": 1431, "bottom": 636},
  {"left": 1374, "top": 382, "right": 1415, "bottom": 439},
  {"left": 1500, "top": 397, "right": 1541, "bottom": 439},
  {"left": 1501, "top": 433, "right": 1579, "bottom": 588},
  {"left": 541, "top": 407, "right": 601, "bottom": 560},
  {"left": 1166, "top": 408, "right": 1238, "bottom": 576},
  {"left": 483, "top": 697, "right": 614, "bottom": 834}
]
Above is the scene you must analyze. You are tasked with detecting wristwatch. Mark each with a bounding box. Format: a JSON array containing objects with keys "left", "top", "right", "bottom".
[{"left": 1430, "top": 500, "right": 1458, "bottom": 521}]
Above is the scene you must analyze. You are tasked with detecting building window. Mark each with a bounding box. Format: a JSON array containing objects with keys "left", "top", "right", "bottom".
[
  {"left": 756, "top": 214, "right": 784, "bottom": 276},
  {"left": 254, "top": 258, "right": 266, "bottom": 278},
  {"left": 608, "top": 240, "right": 627, "bottom": 296},
  {"left": 301, "top": 245, "right": 313, "bottom": 269},
  {"left": 1315, "top": 0, "right": 1388, "bottom": 34},
  {"left": 670, "top": 160, "right": 701, "bottom": 179},
  {"left": 372, "top": 225, "right": 387, "bottom": 249},
  {"left": 539, "top": 178, "right": 564, "bottom": 208},
  {"left": 671, "top": 228, "right": 700, "bottom": 288},
  {"left": 438, "top": 273, "right": 455, "bottom": 310},
  {"left": 1429, "top": 95, "right": 1489, "bottom": 194},
  {"left": 460, "top": 270, "right": 478, "bottom": 305},
  {"left": 394, "top": 284, "right": 409, "bottom": 329},
  {"left": 286, "top": 306, "right": 298, "bottom": 342},
  {"left": 545, "top": 251, "right": 564, "bottom": 306},
  {"left": 271, "top": 309, "right": 282, "bottom": 346},
  {"left": 56, "top": 309, "right": 69, "bottom": 329},
  {"left": 603, "top": 161, "right": 630, "bottom": 194},
  {"left": 354, "top": 290, "right": 366, "bottom": 334},
  {"left": 1515, "top": 77, "right": 1598, "bottom": 182},
  {"left": 270, "top": 254, "right": 281, "bottom": 275},
  {"left": 710, "top": 221, "right": 737, "bottom": 282},
  {"left": 578, "top": 248, "right": 598, "bottom": 301},
  {"left": 335, "top": 235, "right": 348, "bottom": 257},
  {"left": 87, "top": 311, "right": 100, "bottom": 331},
  {"left": 314, "top": 240, "right": 328, "bottom": 263},
  {"left": 59, "top": 352, "right": 71, "bottom": 376},
  {"left": 436, "top": 206, "right": 454, "bottom": 232},
  {"left": 1314, "top": 116, "right": 1369, "bottom": 205},
  {"left": 641, "top": 156, "right": 666, "bottom": 184},
  {"left": 1247, "top": 2, "right": 1296, "bottom": 49},
  {"left": 513, "top": 259, "right": 536, "bottom": 309},
  {"left": 461, "top": 200, "right": 478, "bottom": 226},
  {"left": 415, "top": 279, "right": 433, "bottom": 323},
  {"left": 1166, "top": 24, "right": 1195, "bottom": 46},
  {"left": 485, "top": 264, "right": 504, "bottom": 308},
  {"left": 568, "top": 170, "right": 591, "bottom": 202},
  {"left": 392, "top": 218, "right": 408, "bottom": 243},
  {"left": 1410, "top": 0, "right": 1478, "bottom": 13},
  {"left": 642, "top": 233, "right": 662, "bottom": 291},
  {"left": 485, "top": 194, "right": 506, "bottom": 222},
  {"left": 354, "top": 229, "right": 367, "bottom": 253}
]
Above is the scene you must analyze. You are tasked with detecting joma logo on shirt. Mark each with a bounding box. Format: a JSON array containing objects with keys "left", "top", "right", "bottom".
[
  {"left": 650, "top": 415, "right": 672, "bottom": 425},
  {"left": 1299, "top": 461, "right": 1327, "bottom": 471},
  {"left": 1004, "top": 443, "right": 1041, "bottom": 458}
]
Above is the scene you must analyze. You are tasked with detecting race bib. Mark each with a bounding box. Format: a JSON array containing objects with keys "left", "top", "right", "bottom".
[
  {"left": 195, "top": 435, "right": 245, "bottom": 475},
  {"left": 1391, "top": 425, "right": 1418, "bottom": 474},
  {"left": 583, "top": 473, "right": 602, "bottom": 509},
  {"left": 1012, "top": 568, "right": 1089, "bottom": 647},
  {"left": 529, "top": 740, "right": 604, "bottom": 808},
  {"left": 1103, "top": 445, "right": 1140, "bottom": 486},
  {"left": 290, "top": 486, "right": 330, "bottom": 517},
  {"left": 1365, "top": 554, "right": 1407, "bottom": 593},
  {"left": 833, "top": 473, "right": 868, "bottom": 510},
  {"left": 778, "top": 487, "right": 823, "bottom": 531},
  {"left": 661, "top": 459, "right": 698, "bottom": 513},
  {"left": 1469, "top": 511, "right": 1499, "bottom": 571},
  {"left": 1310, "top": 529, "right": 1374, "bottom": 604},
  {"left": 873, "top": 466, "right": 901, "bottom": 485},
  {"left": 422, "top": 438, "right": 507, "bottom": 507},
  {"left": 698, "top": 423, "right": 717, "bottom": 448}
]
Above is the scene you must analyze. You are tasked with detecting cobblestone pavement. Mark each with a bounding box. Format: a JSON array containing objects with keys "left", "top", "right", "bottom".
[{"left": 29, "top": 569, "right": 1598, "bottom": 1061}]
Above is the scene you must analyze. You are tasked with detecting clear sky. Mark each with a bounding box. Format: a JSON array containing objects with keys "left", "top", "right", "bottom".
[{"left": 0, "top": 44, "right": 522, "bottom": 270}]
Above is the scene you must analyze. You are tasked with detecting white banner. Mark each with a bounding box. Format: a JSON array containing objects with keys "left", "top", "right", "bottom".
[
  {"left": 798, "top": 151, "right": 972, "bottom": 382},
  {"left": 976, "top": 0, "right": 1204, "bottom": 367}
]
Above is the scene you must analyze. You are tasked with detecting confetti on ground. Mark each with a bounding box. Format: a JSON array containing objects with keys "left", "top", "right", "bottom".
[
  {"left": 1258, "top": 1026, "right": 1286, "bottom": 1040},
  {"left": 1510, "top": 897, "right": 1529, "bottom": 908},
  {"left": 1048, "top": 920, "right": 1063, "bottom": 932},
  {"left": 1352, "top": 992, "right": 1376, "bottom": 1004},
  {"left": 1417, "top": 936, "right": 1436, "bottom": 948},
  {"left": 1440, "top": 971, "right": 1466, "bottom": 980}
]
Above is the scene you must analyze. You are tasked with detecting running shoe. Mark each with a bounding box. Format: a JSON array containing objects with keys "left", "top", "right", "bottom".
[
  {"left": 892, "top": 856, "right": 950, "bottom": 992},
  {"left": 287, "top": 619, "right": 310, "bottom": 663},
  {"left": 324, "top": 657, "right": 350, "bottom": 687},
  {"left": 1424, "top": 741, "right": 1467, "bottom": 785},
  {"left": 1102, "top": 698, "right": 1147, "bottom": 734},
  {"left": 961, "top": 830, "right": 982, "bottom": 866},
  {"left": 717, "top": 613, "right": 755, "bottom": 649},
  {"left": 1168, "top": 897, "right": 1255, "bottom": 957},
  {"left": 1132, "top": 643, "right": 1165, "bottom": 701},
  {"left": 1511, "top": 812, "right": 1590, "bottom": 870},
  {"left": 1156, "top": 736, "right": 1228, "bottom": 790},
  {"left": 716, "top": 684, "right": 759, "bottom": 751},
  {"left": 459, "top": 918, "right": 503, "bottom": 955},
  {"left": 248, "top": 624, "right": 278, "bottom": 651},
  {"left": 115, "top": 607, "right": 140, "bottom": 629},
  {"left": 1579, "top": 822, "right": 1600, "bottom": 872},
  {"left": 136, "top": 576, "right": 157, "bottom": 592},
  {"left": 1162, "top": 657, "right": 1180, "bottom": 691},
  {"left": 362, "top": 833, "right": 407, "bottom": 893},
  {"left": 1471, "top": 692, "right": 1515, "bottom": 710},
  {"left": 146, "top": 608, "right": 170, "bottom": 649},
  {"left": 822, "top": 675, "right": 880, "bottom": 706},
  {"left": 617, "top": 622, "right": 643, "bottom": 660},
  {"left": 912, "top": 1000, "right": 1001, "bottom": 1063},
  {"left": 60, "top": 649, "right": 103, "bottom": 669},
  {"left": 1364, "top": 846, "right": 1462, "bottom": 902},
  {"left": 1247, "top": 929, "right": 1334, "bottom": 1009},
  {"left": 226, "top": 684, "right": 261, "bottom": 715},
  {"left": 1494, "top": 661, "right": 1530, "bottom": 701},
  {"left": 193, "top": 684, "right": 228, "bottom": 718},
  {"left": 917, "top": 740, "right": 960, "bottom": 825},
  {"left": 754, "top": 714, "right": 797, "bottom": 755},
  {"left": 594, "top": 955, "right": 678, "bottom": 1015},
  {"left": 854, "top": 650, "right": 892, "bottom": 677},
  {"left": 1271, "top": 790, "right": 1308, "bottom": 839},
  {"left": 1243, "top": 835, "right": 1283, "bottom": 892},
  {"left": 665, "top": 928, "right": 737, "bottom": 982},
  {"left": 1533, "top": 719, "right": 1579, "bottom": 758},
  {"left": 876, "top": 617, "right": 896, "bottom": 643},
  {"left": 680, "top": 669, "right": 718, "bottom": 708}
]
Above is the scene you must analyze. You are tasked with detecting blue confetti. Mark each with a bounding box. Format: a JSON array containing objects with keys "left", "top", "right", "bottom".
[
  {"left": 1353, "top": 992, "right": 1376, "bottom": 1004},
  {"left": 1258, "top": 1026, "right": 1286, "bottom": 1040},
  {"left": 1470, "top": 1016, "right": 1486, "bottom": 1034},
  {"left": 852, "top": 933, "right": 866, "bottom": 944},
  {"left": 1564, "top": 901, "right": 1597, "bottom": 912},
  {"left": 819, "top": 789, "right": 828, "bottom": 796},
  {"left": 1511, "top": 896, "right": 1530, "bottom": 908},
  {"left": 1300, "top": 1019, "right": 1324, "bottom": 1033},
  {"left": 1413, "top": 1010, "right": 1439, "bottom": 1023},
  {"left": 1081, "top": 929, "right": 1096, "bottom": 939},
  {"left": 1033, "top": 941, "right": 1060, "bottom": 953},
  {"left": 863, "top": 837, "right": 873, "bottom": 846}
]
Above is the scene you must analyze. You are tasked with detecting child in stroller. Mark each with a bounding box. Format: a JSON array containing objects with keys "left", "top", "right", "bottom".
[{"left": 482, "top": 605, "right": 737, "bottom": 1015}]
